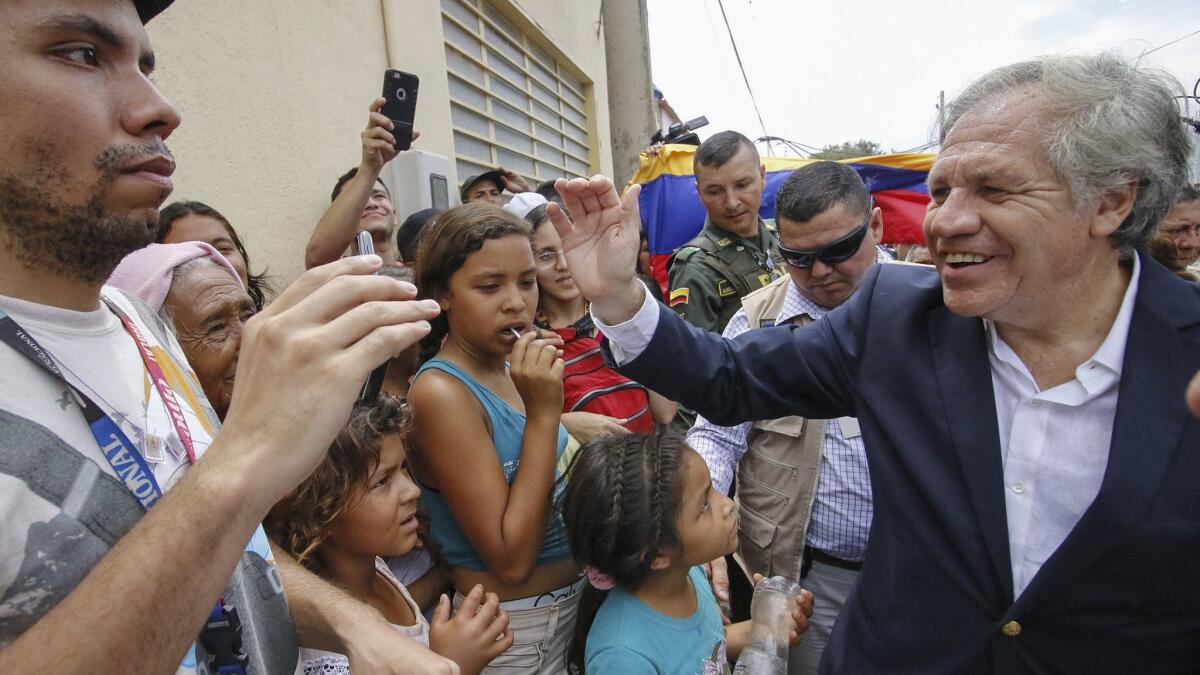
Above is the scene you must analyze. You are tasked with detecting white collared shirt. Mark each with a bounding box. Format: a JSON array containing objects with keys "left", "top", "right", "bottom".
[
  {"left": 597, "top": 257, "right": 1140, "bottom": 598},
  {"left": 987, "top": 256, "right": 1139, "bottom": 597}
]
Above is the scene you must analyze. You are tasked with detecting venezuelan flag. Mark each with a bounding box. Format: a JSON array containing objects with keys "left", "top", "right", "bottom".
[{"left": 631, "top": 145, "right": 934, "bottom": 289}]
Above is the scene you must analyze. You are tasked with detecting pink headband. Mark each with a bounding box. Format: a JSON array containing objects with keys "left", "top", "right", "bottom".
[{"left": 107, "top": 242, "right": 244, "bottom": 312}]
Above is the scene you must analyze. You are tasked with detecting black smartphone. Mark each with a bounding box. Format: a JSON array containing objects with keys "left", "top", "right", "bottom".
[
  {"left": 382, "top": 69, "right": 419, "bottom": 152},
  {"left": 353, "top": 231, "right": 388, "bottom": 405}
]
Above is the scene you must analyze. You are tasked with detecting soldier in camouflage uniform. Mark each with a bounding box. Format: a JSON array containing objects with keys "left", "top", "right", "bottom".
[{"left": 668, "top": 131, "right": 785, "bottom": 335}]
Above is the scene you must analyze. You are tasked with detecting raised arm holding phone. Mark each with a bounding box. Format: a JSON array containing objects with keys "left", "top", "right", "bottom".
[{"left": 304, "top": 85, "right": 421, "bottom": 270}]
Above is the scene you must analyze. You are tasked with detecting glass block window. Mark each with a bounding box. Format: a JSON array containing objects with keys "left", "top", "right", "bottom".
[{"left": 441, "top": 0, "right": 592, "bottom": 191}]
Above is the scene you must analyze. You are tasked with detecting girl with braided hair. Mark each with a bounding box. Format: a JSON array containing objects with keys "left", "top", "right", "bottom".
[{"left": 560, "top": 432, "right": 813, "bottom": 673}]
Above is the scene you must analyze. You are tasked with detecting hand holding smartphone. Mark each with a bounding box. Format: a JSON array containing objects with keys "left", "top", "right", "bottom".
[
  {"left": 382, "top": 69, "right": 419, "bottom": 152},
  {"left": 354, "top": 231, "right": 389, "bottom": 405}
]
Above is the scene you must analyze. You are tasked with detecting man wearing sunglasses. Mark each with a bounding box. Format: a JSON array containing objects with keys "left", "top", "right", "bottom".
[{"left": 688, "top": 161, "right": 886, "bottom": 674}]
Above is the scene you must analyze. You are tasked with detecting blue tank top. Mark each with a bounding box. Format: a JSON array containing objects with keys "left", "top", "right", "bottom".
[{"left": 414, "top": 358, "right": 576, "bottom": 571}]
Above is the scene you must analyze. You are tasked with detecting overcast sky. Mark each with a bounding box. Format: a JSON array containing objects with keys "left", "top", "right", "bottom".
[{"left": 646, "top": 0, "right": 1200, "bottom": 160}]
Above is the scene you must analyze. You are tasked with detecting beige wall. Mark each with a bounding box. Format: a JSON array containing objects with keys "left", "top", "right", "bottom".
[{"left": 148, "top": 0, "right": 613, "bottom": 286}]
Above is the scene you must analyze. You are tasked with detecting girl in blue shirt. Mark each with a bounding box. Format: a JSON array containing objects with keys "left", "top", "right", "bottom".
[
  {"left": 560, "top": 432, "right": 812, "bottom": 674},
  {"left": 409, "top": 204, "right": 581, "bottom": 673}
]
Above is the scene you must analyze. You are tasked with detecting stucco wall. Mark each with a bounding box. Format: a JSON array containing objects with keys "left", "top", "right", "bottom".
[{"left": 148, "top": 0, "right": 613, "bottom": 286}]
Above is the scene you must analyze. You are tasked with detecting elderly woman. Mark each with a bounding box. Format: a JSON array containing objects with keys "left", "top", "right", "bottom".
[
  {"left": 108, "top": 242, "right": 253, "bottom": 420},
  {"left": 156, "top": 201, "right": 273, "bottom": 312}
]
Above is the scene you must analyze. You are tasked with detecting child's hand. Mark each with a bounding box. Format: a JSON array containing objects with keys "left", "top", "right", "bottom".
[
  {"left": 509, "top": 332, "right": 565, "bottom": 418},
  {"left": 429, "top": 586, "right": 514, "bottom": 675},
  {"left": 783, "top": 589, "right": 814, "bottom": 646}
]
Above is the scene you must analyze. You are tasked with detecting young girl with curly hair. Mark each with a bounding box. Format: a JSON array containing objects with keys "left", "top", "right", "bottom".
[{"left": 269, "top": 395, "right": 512, "bottom": 674}]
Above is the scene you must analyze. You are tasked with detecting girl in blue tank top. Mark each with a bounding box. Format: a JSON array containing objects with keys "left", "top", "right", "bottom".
[{"left": 408, "top": 203, "right": 582, "bottom": 674}]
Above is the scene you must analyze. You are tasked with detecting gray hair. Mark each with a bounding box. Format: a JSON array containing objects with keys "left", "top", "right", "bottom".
[
  {"left": 940, "top": 53, "right": 1193, "bottom": 258},
  {"left": 156, "top": 257, "right": 230, "bottom": 334}
]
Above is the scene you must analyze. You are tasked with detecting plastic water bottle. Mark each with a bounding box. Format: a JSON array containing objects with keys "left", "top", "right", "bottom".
[{"left": 732, "top": 576, "right": 802, "bottom": 674}]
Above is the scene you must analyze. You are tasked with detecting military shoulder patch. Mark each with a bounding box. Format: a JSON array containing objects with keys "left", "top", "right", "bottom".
[{"left": 669, "top": 287, "right": 690, "bottom": 307}]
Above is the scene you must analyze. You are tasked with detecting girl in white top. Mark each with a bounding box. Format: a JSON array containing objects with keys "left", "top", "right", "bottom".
[{"left": 268, "top": 395, "right": 513, "bottom": 674}]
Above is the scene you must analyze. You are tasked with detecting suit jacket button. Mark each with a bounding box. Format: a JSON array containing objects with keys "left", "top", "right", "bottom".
[{"left": 1001, "top": 620, "right": 1021, "bottom": 637}]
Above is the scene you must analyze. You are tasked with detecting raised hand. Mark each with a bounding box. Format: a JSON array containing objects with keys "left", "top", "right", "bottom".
[
  {"left": 549, "top": 175, "right": 646, "bottom": 324},
  {"left": 362, "top": 97, "right": 421, "bottom": 172},
  {"left": 497, "top": 167, "right": 530, "bottom": 194},
  {"left": 218, "top": 255, "right": 439, "bottom": 507}
]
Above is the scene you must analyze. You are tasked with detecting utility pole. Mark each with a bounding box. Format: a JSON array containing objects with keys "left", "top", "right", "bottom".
[{"left": 937, "top": 90, "right": 945, "bottom": 139}]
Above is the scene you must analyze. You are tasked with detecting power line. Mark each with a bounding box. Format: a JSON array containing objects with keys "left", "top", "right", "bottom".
[
  {"left": 715, "top": 0, "right": 769, "bottom": 141},
  {"left": 700, "top": 0, "right": 737, "bottom": 104},
  {"left": 1142, "top": 27, "right": 1200, "bottom": 57}
]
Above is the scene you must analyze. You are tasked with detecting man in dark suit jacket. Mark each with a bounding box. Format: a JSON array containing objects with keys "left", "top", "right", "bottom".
[{"left": 548, "top": 52, "right": 1199, "bottom": 673}]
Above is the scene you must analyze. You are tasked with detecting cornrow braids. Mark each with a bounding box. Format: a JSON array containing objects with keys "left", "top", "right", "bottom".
[{"left": 559, "top": 430, "right": 688, "bottom": 674}]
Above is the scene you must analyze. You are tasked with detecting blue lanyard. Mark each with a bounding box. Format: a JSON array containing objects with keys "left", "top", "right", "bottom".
[
  {"left": 0, "top": 308, "right": 162, "bottom": 508},
  {"left": 0, "top": 305, "right": 248, "bottom": 674}
]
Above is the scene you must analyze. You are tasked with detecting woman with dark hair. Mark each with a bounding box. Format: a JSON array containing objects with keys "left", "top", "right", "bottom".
[
  {"left": 408, "top": 203, "right": 580, "bottom": 673},
  {"left": 157, "top": 201, "right": 274, "bottom": 311}
]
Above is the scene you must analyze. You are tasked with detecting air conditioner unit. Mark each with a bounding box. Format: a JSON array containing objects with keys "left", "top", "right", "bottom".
[{"left": 385, "top": 150, "right": 453, "bottom": 219}]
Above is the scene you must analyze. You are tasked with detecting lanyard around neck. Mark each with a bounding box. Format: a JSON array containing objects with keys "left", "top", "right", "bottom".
[{"left": 0, "top": 299, "right": 196, "bottom": 508}]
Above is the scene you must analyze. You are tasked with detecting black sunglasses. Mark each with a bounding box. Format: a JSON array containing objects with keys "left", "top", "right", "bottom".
[{"left": 776, "top": 199, "right": 874, "bottom": 268}]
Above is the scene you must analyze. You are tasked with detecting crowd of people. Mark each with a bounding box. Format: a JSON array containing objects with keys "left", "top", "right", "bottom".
[{"left": 1, "top": 1, "right": 1199, "bottom": 674}]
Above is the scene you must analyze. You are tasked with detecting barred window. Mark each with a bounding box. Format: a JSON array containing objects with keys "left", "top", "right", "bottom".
[{"left": 441, "top": 0, "right": 593, "bottom": 192}]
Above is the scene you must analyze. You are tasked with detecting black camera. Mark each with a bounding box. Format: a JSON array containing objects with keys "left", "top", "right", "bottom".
[{"left": 651, "top": 115, "right": 709, "bottom": 146}]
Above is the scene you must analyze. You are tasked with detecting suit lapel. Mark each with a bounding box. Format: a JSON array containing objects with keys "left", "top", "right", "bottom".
[
  {"left": 928, "top": 305, "right": 1015, "bottom": 602},
  {"left": 1014, "top": 256, "right": 1200, "bottom": 613}
]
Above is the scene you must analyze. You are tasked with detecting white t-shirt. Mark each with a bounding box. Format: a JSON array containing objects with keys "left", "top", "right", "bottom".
[
  {"left": 0, "top": 287, "right": 297, "bottom": 672},
  {"left": 296, "top": 557, "right": 431, "bottom": 674}
]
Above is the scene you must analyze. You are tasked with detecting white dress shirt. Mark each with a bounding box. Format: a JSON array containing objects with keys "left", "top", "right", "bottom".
[
  {"left": 596, "top": 257, "right": 1140, "bottom": 598},
  {"left": 988, "top": 256, "right": 1139, "bottom": 597}
]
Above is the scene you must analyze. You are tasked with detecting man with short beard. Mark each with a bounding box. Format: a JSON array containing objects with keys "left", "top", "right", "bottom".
[{"left": 0, "top": 1, "right": 452, "bottom": 673}]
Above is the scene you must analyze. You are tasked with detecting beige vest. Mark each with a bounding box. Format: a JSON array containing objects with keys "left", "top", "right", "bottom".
[{"left": 733, "top": 276, "right": 826, "bottom": 581}]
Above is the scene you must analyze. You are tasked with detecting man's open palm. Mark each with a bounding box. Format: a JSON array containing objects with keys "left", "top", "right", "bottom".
[{"left": 549, "top": 176, "right": 642, "bottom": 305}]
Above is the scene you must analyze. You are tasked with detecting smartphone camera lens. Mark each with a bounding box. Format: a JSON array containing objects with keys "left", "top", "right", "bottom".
[{"left": 395, "top": 88, "right": 407, "bottom": 102}]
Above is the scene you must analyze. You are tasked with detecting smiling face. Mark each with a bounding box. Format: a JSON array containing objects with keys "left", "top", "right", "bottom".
[
  {"left": 0, "top": 0, "right": 182, "bottom": 283},
  {"left": 165, "top": 262, "right": 253, "bottom": 420},
  {"left": 324, "top": 434, "right": 422, "bottom": 559},
  {"left": 695, "top": 146, "right": 765, "bottom": 235},
  {"left": 359, "top": 182, "right": 397, "bottom": 261},
  {"left": 778, "top": 203, "right": 882, "bottom": 309},
  {"left": 673, "top": 448, "right": 739, "bottom": 567},
  {"left": 162, "top": 213, "right": 249, "bottom": 287},
  {"left": 532, "top": 218, "right": 580, "bottom": 306},
  {"left": 441, "top": 233, "right": 539, "bottom": 355},
  {"left": 924, "top": 87, "right": 1122, "bottom": 325}
]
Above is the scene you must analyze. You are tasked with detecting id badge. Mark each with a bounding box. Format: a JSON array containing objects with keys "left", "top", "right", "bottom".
[
  {"left": 142, "top": 433, "right": 166, "bottom": 463},
  {"left": 837, "top": 416, "right": 862, "bottom": 439}
]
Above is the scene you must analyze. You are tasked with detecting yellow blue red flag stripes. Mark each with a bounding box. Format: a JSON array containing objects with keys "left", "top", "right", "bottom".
[{"left": 631, "top": 145, "right": 934, "bottom": 289}]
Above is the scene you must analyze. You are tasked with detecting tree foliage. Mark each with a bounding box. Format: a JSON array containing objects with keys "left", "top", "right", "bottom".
[{"left": 812, "top": 139, "right": 885, "bottom": 160}]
